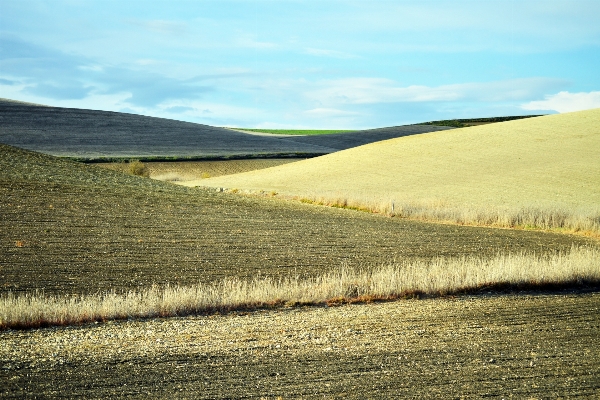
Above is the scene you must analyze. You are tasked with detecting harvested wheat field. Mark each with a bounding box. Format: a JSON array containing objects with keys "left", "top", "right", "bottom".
[{"left": 193, "top": 109, "right": 600, "bottom": 234}]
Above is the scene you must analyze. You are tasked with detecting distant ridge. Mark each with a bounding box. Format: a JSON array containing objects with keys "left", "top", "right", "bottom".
[
  {"left": 419, "top": 115, "right": 546, "bottom": 128},
  {"left": 0, "top": 97, "right": 49, "bottom": 107},
  {"left": 0, "top": 101, "right": 453, "bottom": 160},
  {"left": 266, "top": 124, "right": 455, "bottom": 151},
  {"left": 0, "top": 102, "right": 337, "bottom": 160}
]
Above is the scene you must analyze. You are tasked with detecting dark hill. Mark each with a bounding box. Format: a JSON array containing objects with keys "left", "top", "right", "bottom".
[
  {"left": 0, "top": 100, "right": 453, "bottom": 159},
  {"left": 0, "top": 102, "right": 337, "bottom": 160}
]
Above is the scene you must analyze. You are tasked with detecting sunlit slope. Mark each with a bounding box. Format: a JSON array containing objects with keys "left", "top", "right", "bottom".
[{"left": 193, "top": 109, "right": 600, "bottom": 210}]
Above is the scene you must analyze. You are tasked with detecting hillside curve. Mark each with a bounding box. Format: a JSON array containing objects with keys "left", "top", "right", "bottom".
[
  {"left": 0, "top": 99, "right": 452, "bottom": 160},
  {"left": 0, "top": 101, "right": 336, "bottom": 159},
  {"left": 193, "top": 109, "right": 600, "bottom": 227}
]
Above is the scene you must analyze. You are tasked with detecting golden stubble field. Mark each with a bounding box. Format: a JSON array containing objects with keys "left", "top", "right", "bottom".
[{"left": 191, "top": 109, "right": 600, "bottom": 234}]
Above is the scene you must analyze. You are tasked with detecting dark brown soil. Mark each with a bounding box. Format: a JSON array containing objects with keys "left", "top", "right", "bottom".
[
  {"left": 0, "top": 144, "right": 592, "bottom": 296},
  {"left": 1, "top": 293, "right": 598, "bottom": 398},
  {"left": 1, "top": 106, "right": 597, "bottom": 399}
]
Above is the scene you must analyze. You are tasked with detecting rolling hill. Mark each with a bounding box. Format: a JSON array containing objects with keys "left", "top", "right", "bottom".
[
  {"left": 193, "top": 109, "right": 600, "bottom": 230},
  {"left": 1, "top": 141, "right": 587, "bottom": 295},
  {"left": 0, "top": 100, "right": 334, "bottom": 159},
  {"left": 1, "top": 104, "right": 597, "bottom": 398},
  {"left": 0, "top": 99, "right": 451, "bottom": 160},
  {"left": 251, "top": 124, "right": 456, "bottom": 151}
]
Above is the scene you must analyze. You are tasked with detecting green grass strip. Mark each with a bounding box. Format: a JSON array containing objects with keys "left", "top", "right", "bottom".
[{"left": 231, "top": 129, "right": 356, "bottom": 135}]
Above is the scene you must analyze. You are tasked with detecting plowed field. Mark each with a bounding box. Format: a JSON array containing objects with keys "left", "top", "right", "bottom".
[
  {"left": 1, "top": 144, "right": 590, "bottom": 296},
  {"left": 2, "top": 293, "right": 598, "bottom": 398},
  {"left": 1, "top": 139, "right": 599, "bottom": 399}
]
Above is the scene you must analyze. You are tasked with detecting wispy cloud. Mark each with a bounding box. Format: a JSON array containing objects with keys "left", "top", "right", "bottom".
[
  {"left": 303, "top": 108, "right": 361, "bottom": 118},
  {"left": 308, "top": 78, "right": 568, "bottom": 105},
  {"left": 162, "top": 105, "right": 196, "bottom": 114},
  {"left": 0, "top": 35, "right": 214, "bottom": 107},
  {"left": 0, "top": 78, "right": 19, "bottom": 85},
  {"left": 521, "top": 91, "right": 600, "bottom": 113},
  {"left": 127, "top": 19, "right": 188, "bottom": 35},
  {"left": 236, "top": 34, "right": 277, "bottom": 49},
  {"left": 135, "top": 59, "right": 160, "bottom": 66},
  {"left": 304, "top": 48, "right": 358, "bottom": 59},
  {"left": 78, "top": 65, "right": 104, "bottom": 72},
  {"left": 1, "top": 0, "right": 598, "bottom": 130},
  {"left": 330, "top": 1, "right": 600, "bottom": 52},
  {"left": 24, "top": 83, "right": 93, "bottom": 100},
  {"left": 161, "top": 101, "right": 272, "bottom": 126}
]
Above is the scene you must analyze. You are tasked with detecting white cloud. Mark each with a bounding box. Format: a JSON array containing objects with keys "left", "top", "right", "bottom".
[
  {"left": 304, "top": 48, "right": 358, "bottom": 59},
  {"left": 236, "top": 34, "right": 277, "bottom": 49},
  {"left": 127, "top": 19, "right": 188, "bottom": 35},
  {"left": 1, "top": 88, "right": 134, "bottom": 112},
  {"left": 303, "top": 108, "right": 361, "bottom": 118},
  {"left": 78, "top": 65, "right": 104, "bottom": 72},
  {"left": 135, "top": 59, "right": 160, "bottom": 66},
  {"left": 154, "top": 100, "right": 271, "bottom": 125},
  {"left": 308, "top": 77, "right": 566, "bottom": 105},
  {"left": 521, "top": 91, "right": 600, "bottom": 113}
]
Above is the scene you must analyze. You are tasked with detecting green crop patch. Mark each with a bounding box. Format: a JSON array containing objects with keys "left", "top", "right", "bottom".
[{"left": 230, "top": 128, "right": 356, "bottom": 135}]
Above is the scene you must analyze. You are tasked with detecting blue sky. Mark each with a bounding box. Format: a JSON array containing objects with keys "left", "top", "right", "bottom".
[{"left": 1, "top": 0, "right": 599, "bottom": 129}]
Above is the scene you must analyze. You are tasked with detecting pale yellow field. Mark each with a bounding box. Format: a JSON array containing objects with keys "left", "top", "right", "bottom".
[{"left": 187, "top": 109, "right": 600, "bottom": 232}]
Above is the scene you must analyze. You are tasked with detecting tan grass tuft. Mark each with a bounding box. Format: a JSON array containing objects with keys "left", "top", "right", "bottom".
[{"left": 128, "top": 160, "right": 150, "bottom": 177}]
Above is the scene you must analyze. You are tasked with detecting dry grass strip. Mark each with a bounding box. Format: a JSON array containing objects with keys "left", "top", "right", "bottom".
[
  {"left": 293, "top": 194, "right": 600, "bottom": 237},
  {"left": 1, "top": 246, "right": 598, "bottom": 330}
]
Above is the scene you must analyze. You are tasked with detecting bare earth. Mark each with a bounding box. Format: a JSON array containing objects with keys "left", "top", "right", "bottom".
[
  {"left": 1, "top": 144, "right": 590, "bottom": 296},
  {"left": 1, "top": 293, "right": 598, "bottom": 398}
]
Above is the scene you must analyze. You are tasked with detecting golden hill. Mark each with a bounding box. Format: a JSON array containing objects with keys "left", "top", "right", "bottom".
[{"left": 189, "top": 109, "right": 600, "bottom": 232}]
